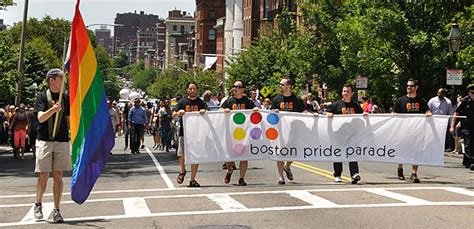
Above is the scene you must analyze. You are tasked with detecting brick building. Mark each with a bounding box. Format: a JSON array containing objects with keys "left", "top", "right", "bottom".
[
  {"left": 195, "top": 0, "right": 226, "bottom": 70},
  {"left": 114, "top": 11, "right": 161, "bottom": 61},
  {"left": 94, "top": 25, "right": 113, "bottom": 55}
]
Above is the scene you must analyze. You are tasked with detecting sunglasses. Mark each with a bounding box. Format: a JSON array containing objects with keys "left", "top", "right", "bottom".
[
  {"left": 233, "top": 85, "right": 243, "bottom": 89},
  {"left": 407, "top": 85, "right": 416, "bottom": 87},
  {"left": 279, "top": 83, "right": 286, "bottom": 86}
]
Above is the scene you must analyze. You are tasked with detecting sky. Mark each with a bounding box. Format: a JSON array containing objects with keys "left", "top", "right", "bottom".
[{"left": 1, "top": 0, "right": 195, "bottom": 31}]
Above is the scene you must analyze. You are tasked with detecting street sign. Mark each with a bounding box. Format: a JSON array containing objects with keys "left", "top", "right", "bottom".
[
  {"left": 357, "top": 90, "right": 366, "bottom": 102},
  {"left": 260, "top": 86, "right": 271, "bottom": 98},
  {"left": 356, "top": 76, "right": 368, "bottom": 89},
  {"left": 446, "top": 69, "right": 463, "bottom": 86}
]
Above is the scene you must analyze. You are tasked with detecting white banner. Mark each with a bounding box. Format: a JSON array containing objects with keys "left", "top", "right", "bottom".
[{"left": 183, "top": 110, "right": 449, "bottom": 166}]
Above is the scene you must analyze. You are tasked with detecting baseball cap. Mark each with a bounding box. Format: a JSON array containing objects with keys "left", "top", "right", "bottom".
[
  {"left": 467, "top": 83, "right": 474, "bottom": 92},
  {"left": 46, "top": 68, "right": 65, "bottom": 79}
]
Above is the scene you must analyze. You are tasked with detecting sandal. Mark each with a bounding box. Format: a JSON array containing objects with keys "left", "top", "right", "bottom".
[
  {"left": 177, "top": 171, "right": 186, "bottom": 184},
  {"left": 224, "top": 169, "right": 233, "bottom": 184},
  {"left": 188, "top": 180, "right": 200, "bottom": 187}
]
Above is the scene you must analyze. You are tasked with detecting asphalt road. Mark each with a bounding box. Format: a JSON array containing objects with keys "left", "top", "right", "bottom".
[{"left": 0, "top": 136, "right": 473, "bottom": 228}]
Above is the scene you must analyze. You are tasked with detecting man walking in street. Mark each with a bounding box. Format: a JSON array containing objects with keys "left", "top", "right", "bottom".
[
  {"left": 128, "top": 98, "right": 148, "bottom": 154},
  {"left": 325, "top": 84, "right": 364, "bottom": 184},
  {"left": 173, "top": 82, "right": 207, "bottom": 187},
  {"left": 221, "top": 80, "right": 256, "bottom": 186},
  {"left": 272, "top": 78, "right": 306, "bottom": 185},
  {"left": 393, "top": 78, "right": 432, "bottom": 183},
  {"left": 428, "top": 88, "right": 454, "bottom": 151},
  {"left": 33, "top": 69, "right": 71, "bottom": 223},
  {"left": 450, "top": 84, "right": 474, "bottom": 171}
]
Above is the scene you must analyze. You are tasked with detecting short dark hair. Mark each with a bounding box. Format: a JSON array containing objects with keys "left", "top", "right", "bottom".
[
  {"left": 407, "top": 78, "right": 419, "bottom": 86},
  {"left": 342, "top": 83, "right": 354, "bottom": 92},
  {"left": 283, "top": 78, "right": 294, "bottom": 86},
  {"left": 187, "top": 82, "right": 199, "bottom": 89},
  {"left": 234, "top": 80, "right": 246, "bottom": 88}
]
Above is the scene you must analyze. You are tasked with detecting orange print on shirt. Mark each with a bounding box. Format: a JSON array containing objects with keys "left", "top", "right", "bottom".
[
  {"left": 185, "top": 105, "right": 191, "bottom": 112},
  {"left": 288, "top": 102, "right": 293, "bottom": 110},
  {"left": 350, "top": 108, "right": 355, "bottom": 114},
  {"left": 414, "top": 103, "right": 420, "bottom": 110},
  {"left": 280, "top": 102, "right": 285, "bottom": 110},
  {"left": 341, "top": 107, "right": 347, "bottom": 114},
  {"left": 406, "top": 103, "right": 412, "bottom": 110}
]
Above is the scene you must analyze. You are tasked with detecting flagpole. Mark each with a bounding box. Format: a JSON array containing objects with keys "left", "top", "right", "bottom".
[{"left": 52, "top": 36, "right": 69, "bottom": 138}]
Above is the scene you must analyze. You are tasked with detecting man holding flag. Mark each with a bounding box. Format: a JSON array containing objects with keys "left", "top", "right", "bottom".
[
  {"left": 33, "top": 69, "right": 71, "bottom": 223},
  {"left": 32, "top": 0, "right": 115, "bottom": 223}
]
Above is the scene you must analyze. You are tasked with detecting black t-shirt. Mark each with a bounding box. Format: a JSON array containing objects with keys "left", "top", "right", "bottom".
[
  {"left": 34, "top": 90, "right": 70, "bottom": 142},
  {"left": 326, "top": 99, "right": 363, "bottom": 114},
  {"left": 393, "top": 95, "right": 429, "bottom": 114},
  {"left": 455, "top": 96, "right": 474, "bottom": 130},
  {"left": 175, "top": 97, "right": 207, "bottom": 136},
  {"left": 272, "top": 94, "right": 305, "bottom": 112},
  {"left": 220, "top": 96, "right": 255, "bottom": 110}
]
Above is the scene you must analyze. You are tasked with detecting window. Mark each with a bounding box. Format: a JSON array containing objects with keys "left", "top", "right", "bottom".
[
  {"left": 209, "top": 11, "right": 216, "bottom": 19},
  {"left": 181, "top": 25, "right": 185, "bottom": 33},
  {"left": 173, "top": 25, "right": 177, "bottom": 31},
  {"left": 263, "top": 0, "right": 270, "bottom": 19},
  {"left": 191, "top": 26, "right": 195, "bottom": 31},
  {"left": 208, "top": 29, "right": 216, "bottom": 41}
]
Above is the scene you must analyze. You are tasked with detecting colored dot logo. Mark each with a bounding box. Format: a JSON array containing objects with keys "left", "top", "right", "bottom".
[
  {"left": 233, "top": 113, "right": 246, "bottom": 125},
  {"left": 233, "top": 143, "right": 246, "bottom": 156},
  {"left": 230, "top": 112, "right": 281, "bottom": 156},
  {"left": 267, "top": 113, "right": 279, "bottom": 125},
  {"left": 250, "top": 127, "right": 262, "bottom": 140},
  {"left": 265, "top": 128, "right": 278, "bottom": 140},
  {"left": 250, "top": 112, "right": 262, "bottom": 124},
  {"left": 233, "top": 128, "right": 246, "bottom": 140}
]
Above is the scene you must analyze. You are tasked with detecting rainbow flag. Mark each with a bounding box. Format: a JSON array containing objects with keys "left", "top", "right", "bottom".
[{"left": 68, "top": 0, "right": 115, "bottom": 204}]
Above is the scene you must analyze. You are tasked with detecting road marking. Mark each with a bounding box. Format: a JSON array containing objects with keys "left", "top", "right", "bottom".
[
  {"left": 123, "top": 198, "right": 151, "bottom": 216},
  {"left": 287, "top": 190, "right": 337, "bottom": 207},
  {"left": 145, "top": 147, "right": 175, "bottom": 189},
  {"left": 365, "top": 188, "right": 431, "bottom": 204},
  {"left": 207, "top": 194, "right": 248, "bottom": 210},
  {"left": 20, "top": 202, "right": 53, "bottom": 223},
  {"left": 3, "top": 186, "right": 474, "bottom": 226},
  {"left": 292, "top": 162, "right": 352, "bottom": 182},
  {"left": 0, "top": 187, "right": 197, "bottom": 200},
  {"left": 444, "top": 187, "right": 474, "bottom": 197},
  {"left": 3, "top": 200, "right": 474, "bottom": 227}
]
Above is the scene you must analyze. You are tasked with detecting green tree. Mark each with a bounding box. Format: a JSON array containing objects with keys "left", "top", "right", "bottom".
[
  {"left": 7, "top": 16, "right": 71, "bottom": 58},
  {"left": 0, "top": 0, "right": 15, "bottom": 10},
  {"left": 132, "top": 68, "right": 158, "bottom": 92}
]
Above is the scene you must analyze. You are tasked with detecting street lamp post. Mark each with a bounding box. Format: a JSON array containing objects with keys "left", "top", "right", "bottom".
[
  {"left": 15, "top": 0, "right": 29, "bottom": 106},
  {"left": 447, "top": 22, "right": 462, "bottom": 99}
]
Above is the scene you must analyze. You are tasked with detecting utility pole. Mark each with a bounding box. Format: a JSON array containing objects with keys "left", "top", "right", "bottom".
[{"left": 15, "top": 0, "right": 29, "bottom": 106}]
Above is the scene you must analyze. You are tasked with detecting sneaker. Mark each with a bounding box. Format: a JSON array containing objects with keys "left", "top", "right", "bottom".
[
  {"left": 33, "top": 203, "right": 43, "bottom": 219},
  {"left": 278, "top": 177, "right": 285, "bottom": 185},
  {"left": 238, "top": 178, "right": 247, "bottom": 186},
  {"left": 410, "top": 173, "right": 420, "bottom": 183},
  {"left": 283, "top": 167, "right": 294, "bottom": 181},
  {"left": 351, "top": 174, "right": 361, "bottom": 184},
  {"left": 140, "top": 145, "right": 145, "bottom": 149},
  {"left": 52, "top": 209, "right": 64, "bottom": 223},
  {"left": 397, "top": 168, "right": 405, "bottom": 180},
  {"left": 334, "top": 176, "right": 342, "bottom": 183},
  {"left": 188, "top": 180, "right": 201, "bottom": 187}
]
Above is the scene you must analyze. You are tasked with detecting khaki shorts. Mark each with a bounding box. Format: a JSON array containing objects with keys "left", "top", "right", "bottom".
[
  {"left": 177, "top": 136, "right": 185, "bottom": 157},
  {"left": 35, "top": 140, "right": 72, "bottom": 173}
]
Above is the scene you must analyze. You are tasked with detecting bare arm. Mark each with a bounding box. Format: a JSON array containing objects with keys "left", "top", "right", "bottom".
[{"left": 38, "top": 103, "right": 61, "bottom": 123}]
